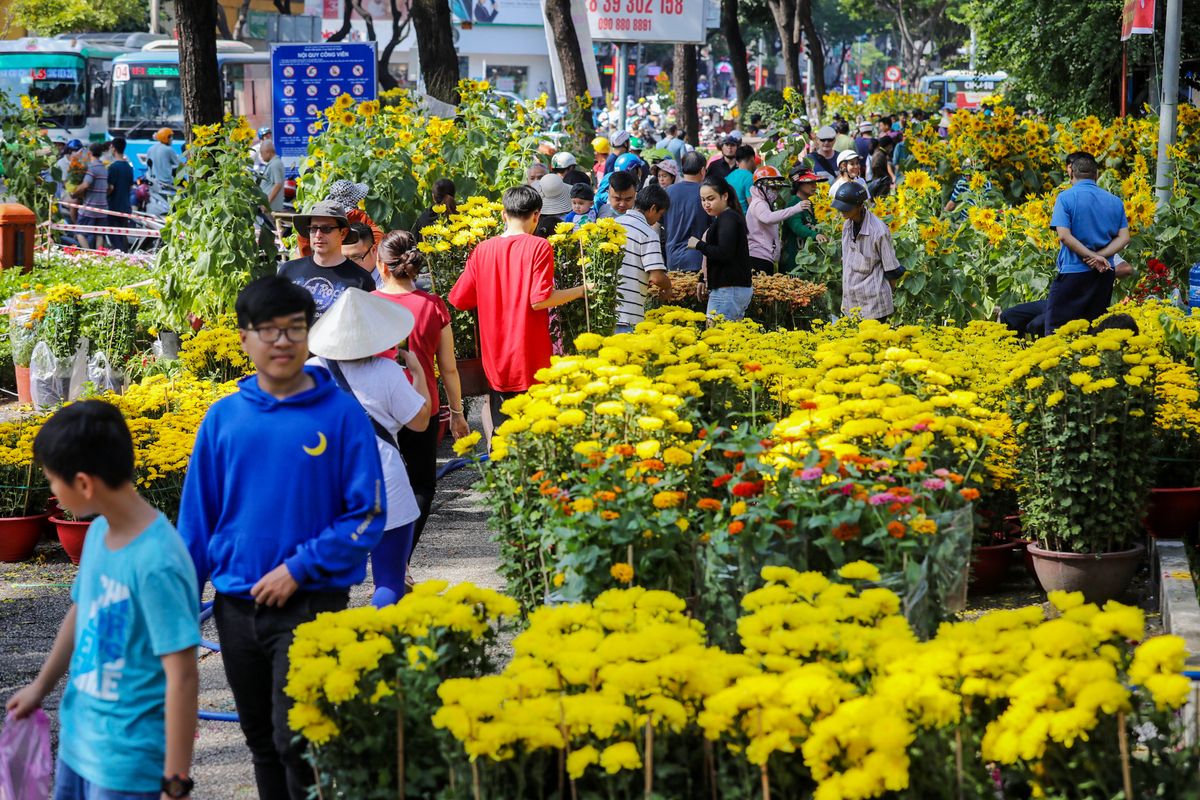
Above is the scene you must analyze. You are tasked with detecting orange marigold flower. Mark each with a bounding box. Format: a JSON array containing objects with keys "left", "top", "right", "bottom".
[
  {"left": 594, "top": 490, "right": 618, "bottom": 502},
  {"left": 610, "top": 562, "right": 634, "bottom": 583},
  {"left": 600, "top": 510, "right": 620, "bottom": 521},
  {"left": 800, "top": 400, "right": 819, "bottom": 410},
  {"left": 887, "top": 520, "right": 906, "bottom": 538},
  {"left": 832, "top": 522, "right": 860, "bottom": 541},
  {"left": 530, "top": 470, "right": 546, "bottom": 482},
  {"left": 744, "top": 362, "right": 762, "bottom": 373},
  {"left": 538, "top": 480, "right": 559, "bottom": 496},
  {"left": 959, "top": 488, "right": 981, "bottom": 501},
  {"left": 696, "top": 498, "right": 723, "bottom": 512},
  {"left": 614, "top": 444, "right": 635, "bottom": 457},
  {"left": 728, "top": 520, "right": 745, "bottom": 535}
]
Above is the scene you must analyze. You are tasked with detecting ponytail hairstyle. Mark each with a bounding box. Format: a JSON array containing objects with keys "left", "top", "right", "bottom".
[
  {"left": 378, "top": 230, "right": 425, "bottom": 281},
  {"left": 432, "top": 178, "right": 458, "bottom": 215}
]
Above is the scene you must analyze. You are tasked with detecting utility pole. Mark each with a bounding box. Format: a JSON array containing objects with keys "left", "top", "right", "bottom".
[
  {"left": 1154, "top": 0, "right": 1182, "bottom": 209},
  {"left": 617, "top": 43, "right": 629, "bottom": 132}
]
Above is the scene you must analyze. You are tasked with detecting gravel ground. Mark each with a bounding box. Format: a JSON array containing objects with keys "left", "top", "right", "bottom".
[{"left": 0, "top": 416, "right": 497, "bottom": 799}]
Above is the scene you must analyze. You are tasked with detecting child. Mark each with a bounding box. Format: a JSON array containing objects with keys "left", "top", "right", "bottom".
[
  {"left": 564, "top": 182, "right": 597, "bottom": 227},
  {"left": 6, "top": 401, "right": 200, "bottom": 800},
  {"left": 178, "top": 276, "right": 386, "bottom": 800}
]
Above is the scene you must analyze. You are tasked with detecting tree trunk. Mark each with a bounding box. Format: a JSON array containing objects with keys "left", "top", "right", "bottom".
[
  {"left": 177, "top": 0, "right": 223, "bottom": 143},
  {"left": 272, "top": 0, "right": 293, "bottom": 12},
  {"left": 327, "top": 0, "right": 354, "bottom": 41},
  {"left": 766, "top": 0, "right": 801, "bottom": 89},
  {"left": 720, "top": 0, "right": 752, "bottom": 107},
  {"left": 673, "top": 43, "right": 699, "bottom": 146},
  {"left": 544, "top": 0, "right": 594, "bottom": 156},
  {"left": 232, "top": 0, "right": 253, "bottom": 40},
  {"left": 798, "top": 0, "right": 825, "bottom": 117},
  {"left": 214, "top": 0, "right": 233, "bottom": 39},
  {"left": 378, "top": 0, "right": 412, "bottom": 92},
  {"left": 350, "top": 0, "right": 377, "bottom": 42},
  {"left": 411, "top": 0, "right": 461, "bottom": 104}
]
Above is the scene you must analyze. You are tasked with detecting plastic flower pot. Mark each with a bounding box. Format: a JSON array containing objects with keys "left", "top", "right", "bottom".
[
  {"left": 51, "top": 515, "right": 90, "bottom": 565},
  {"left": 970, "top": 541, "right": 1016, "bottom": 594},
  {"left": 13, "top": 364, "right": 31, "bottom": 405},
  {"left": 0, "top": 512, "right": 50, "bottom": 562},
  {"left": 1144, "top": 487, "right": 1200, "bottom": 541},
  {"left": 1026, "top": 543, "right": 1144, "bottom": 605}
]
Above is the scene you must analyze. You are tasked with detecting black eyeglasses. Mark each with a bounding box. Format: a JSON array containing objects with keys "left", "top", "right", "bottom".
[
  {"left": 346, "top": 245, "right": 375, "bottom": 263},
  {"left": 819, "top": 138, "right": 835, "bottom": 143},
  {"left": 248, "top": 325, "right": 309, "bottom": 343},
  {"left": 305, "top": 224, "right": 343, "bottom": 236}
]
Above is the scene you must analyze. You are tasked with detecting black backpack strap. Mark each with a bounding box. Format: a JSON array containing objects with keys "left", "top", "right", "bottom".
[{"left": 321, "top": 358, "right": 402, "bottom": 454}]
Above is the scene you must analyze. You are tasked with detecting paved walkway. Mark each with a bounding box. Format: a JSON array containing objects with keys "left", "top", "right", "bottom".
[{"left": 0, "top": 454, "right": 497, "bottom": 799}]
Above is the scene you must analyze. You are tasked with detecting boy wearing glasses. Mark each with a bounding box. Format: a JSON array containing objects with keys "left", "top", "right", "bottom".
[
  {"left": 178, "top": 276, "right": 385, "bottom": 800},
  {"left": 279, "top": 200, "right": 375, "bottom": 319}
]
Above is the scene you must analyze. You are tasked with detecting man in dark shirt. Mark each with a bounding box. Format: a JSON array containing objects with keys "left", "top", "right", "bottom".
[
  {"left": 278, "top": 200, "right": 375, "bottom": 319},
  {"left": 706, "top": 133, "right": 740, "bottom": 182},
  {"left": 106, "top": 137, "right": 135, "bottom": 251},
  {"left": 663, "top": 151, "right": 708, "bottom": 271}
]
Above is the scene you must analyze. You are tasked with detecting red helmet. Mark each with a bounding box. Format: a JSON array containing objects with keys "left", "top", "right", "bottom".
[{"left": 753, "top": 165, "right": 785, "bottom": 184}]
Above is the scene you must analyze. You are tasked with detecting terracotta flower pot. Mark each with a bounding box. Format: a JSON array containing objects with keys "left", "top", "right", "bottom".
[
  {"left": 1144, "top": 487, "right": 1200, "bottom": 541},
  {"left": 1027, "top": 543, "right": 1144, "bottom": 605},
  {"left": 51, "top": 515, "right": 90, "bottom": 565},
  {"left": 13, "top": 364, "right": 31, "bottom": 405},
  {"left": 0, "top": 512, "right": 51, "bottom": 562},
  {"left": 970, "top": 541, "right": 1016, "bottom": 594},
  {"left": 457, "top": 358, "right": 491, "bottom": 398}
]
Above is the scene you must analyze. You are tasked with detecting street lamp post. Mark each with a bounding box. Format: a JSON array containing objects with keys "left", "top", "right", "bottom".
[{"left": 1154, "top": 0, "right": 1183, "bottom": 210}]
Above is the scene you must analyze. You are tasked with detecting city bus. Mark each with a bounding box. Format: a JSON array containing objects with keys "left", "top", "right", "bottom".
[
  {"left": 109, "top": 40, "right": 272, "bottom": 176},
  {"left": 919, "top": 71, "right": 1007, "bottom": 110},
  {"left": 0, "top": 36, "right": 138, "bottom": 143}
]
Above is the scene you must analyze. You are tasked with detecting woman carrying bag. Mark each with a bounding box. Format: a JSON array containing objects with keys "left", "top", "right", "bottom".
[
  {"left": 687, "top": 176, "right": 753, "bottom": 322},
  {"left": 307, "top": 289, "right": 432, "bottom": 606}
]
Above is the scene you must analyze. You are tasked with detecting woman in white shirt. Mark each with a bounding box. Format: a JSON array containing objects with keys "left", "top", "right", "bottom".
[
  {"left": 829, "top": 150, "right": 871, "bottom": 199},
  {"left": 308, "top": 289, "right": 431, "bottom": 606}
]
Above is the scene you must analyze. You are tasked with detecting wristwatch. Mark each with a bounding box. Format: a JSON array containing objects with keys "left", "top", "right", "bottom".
[{"left": 162, "top": 775, "right": 194, "bottom": 798}]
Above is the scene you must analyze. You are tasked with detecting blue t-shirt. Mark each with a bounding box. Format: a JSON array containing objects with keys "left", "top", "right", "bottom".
[
  {"left": 60, "top": 514, "right": 200, "bottom": 793},
  {"left": 107, "top": 159, "right": 134, "bottom": 214},
  {"left": 727, "top": 168, "right": 754, "bottom": 212},
  {"left": 1049, "top": 179, "right": 1128, "bottom": 274},
  {"left": 663, "top": 180, "right": 706, "bottom": 272}
]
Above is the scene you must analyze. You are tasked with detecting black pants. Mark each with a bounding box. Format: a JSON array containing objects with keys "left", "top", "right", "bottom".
[
  {"left": 489, "top": 390, "right": 521, "bottom": 429},
  {"left": 397, "top": 415, "right": 438, "bottom": 559},
  {"left": 1000, "top": 299, "right": 1047, "bottom": 337},
  {"left": 106, "top": 215, "right": 129, "bottom": 251},
  {"left": 1045, "top": 270, "right": 1115, "bottom": 334},
  {"left": 748, "top": 256, "right": 776, "bottom": 274},
  {"left": 214, "top": 590, "right": 350, "bottom": 800}
]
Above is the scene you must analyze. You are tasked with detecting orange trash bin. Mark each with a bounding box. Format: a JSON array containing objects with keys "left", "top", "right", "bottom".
[{"left": 0, "top": 203, "right": 37, "bottom": 272}]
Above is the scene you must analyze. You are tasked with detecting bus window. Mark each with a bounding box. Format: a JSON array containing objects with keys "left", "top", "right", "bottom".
[
  {"left": 87, "top": 58, "right": 112, "bottom": 119},
  {"left": 0, "top": 56, "right": 87, "bottom": 128},
  {"left": 111, "top": 68, "right": 184, "bottom": 138},
  {"left": 222, "top": 61, "right": 271, "bottom": 132}
]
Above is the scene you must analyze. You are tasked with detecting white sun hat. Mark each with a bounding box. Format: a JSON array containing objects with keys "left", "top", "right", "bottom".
[{"left": 308, "top": 288, "right": 415, "bottom": 361}]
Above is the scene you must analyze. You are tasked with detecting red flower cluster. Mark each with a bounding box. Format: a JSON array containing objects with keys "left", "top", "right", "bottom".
[{"left": 732, "top": 480, "right": 765, "bottom": 497}]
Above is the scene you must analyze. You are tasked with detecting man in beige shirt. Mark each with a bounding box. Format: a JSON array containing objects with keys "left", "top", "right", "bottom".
[{"left": 831, "top": 181, "right": 901, "bottom": 320}]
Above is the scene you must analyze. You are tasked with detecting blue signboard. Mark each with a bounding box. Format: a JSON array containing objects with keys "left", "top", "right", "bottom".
[{"left": 271, "top": 42, "right": 377, "bottom": 159}]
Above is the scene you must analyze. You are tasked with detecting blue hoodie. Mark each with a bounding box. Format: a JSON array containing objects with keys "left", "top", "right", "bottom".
[{"left": 178, "top": 366, "right": 385, "bottom": 599}]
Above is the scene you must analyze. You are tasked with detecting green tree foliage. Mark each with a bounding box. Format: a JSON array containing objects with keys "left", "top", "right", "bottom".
[
  {"left": 11, "top": 0, "right": 147, "bottom": 36},
  {"left": 972, "top": 0, "right": 1124, "bottom": 117}
]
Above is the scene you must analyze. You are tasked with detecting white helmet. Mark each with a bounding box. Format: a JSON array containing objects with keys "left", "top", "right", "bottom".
[
  {"left": 552, "top": 151, "right": 577, "bottom": 169},
  {"left": 836, "top": 149, "right": 861, "bottom": 167}
]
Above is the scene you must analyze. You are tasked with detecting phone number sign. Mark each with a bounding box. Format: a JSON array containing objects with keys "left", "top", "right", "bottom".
[{"left": 586, "top": 0, "right": 706, "bottom": 43}]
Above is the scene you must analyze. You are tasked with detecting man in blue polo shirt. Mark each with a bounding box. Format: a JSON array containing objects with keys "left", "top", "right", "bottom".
[{"left": 1044, "top": 152, "right": 1129, "bottom": 333}]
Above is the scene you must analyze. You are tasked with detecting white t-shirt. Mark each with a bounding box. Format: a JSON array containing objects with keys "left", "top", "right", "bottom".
[{"left": 309, "top": 356, "right": 425, "bottom": 530}]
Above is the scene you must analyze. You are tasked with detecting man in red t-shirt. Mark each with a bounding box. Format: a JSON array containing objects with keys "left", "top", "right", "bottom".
[{"left": 449, "top": 185, "right": 588, "bottom": 438}]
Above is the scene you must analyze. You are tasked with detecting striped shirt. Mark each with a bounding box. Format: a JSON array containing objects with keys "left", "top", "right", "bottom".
[{"left": 614, "top": 209, "right": 666, "bottom": 328}]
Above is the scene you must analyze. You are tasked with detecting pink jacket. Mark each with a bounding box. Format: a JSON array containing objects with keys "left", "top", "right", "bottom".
[{"left": 746, "top": 184, "right": 807, "bottom": 265}]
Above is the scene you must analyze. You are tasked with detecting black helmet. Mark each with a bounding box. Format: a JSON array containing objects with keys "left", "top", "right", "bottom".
[{"left": 831, "top": 181, "right": 869, "bottom": 212}]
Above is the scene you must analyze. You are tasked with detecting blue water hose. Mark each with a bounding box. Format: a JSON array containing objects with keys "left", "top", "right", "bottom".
[{"left": 192, "top": 456, "right": 486, "bottom": 724}]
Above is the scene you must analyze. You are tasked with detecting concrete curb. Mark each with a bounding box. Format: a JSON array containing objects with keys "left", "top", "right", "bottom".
[{"left": 1154, "top": 539, "right": 1200, "bottom": 745}]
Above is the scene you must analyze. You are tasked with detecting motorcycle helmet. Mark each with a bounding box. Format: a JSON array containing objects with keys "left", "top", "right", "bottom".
[
  {"left": 831, "top": 181, "right": 869, "bottom": 212},
  {"left": 613, "top": 153, "right": 644, "bottom": 172},
  {"left": 591, "top": 136, "right": 611, "bottom": 154}
]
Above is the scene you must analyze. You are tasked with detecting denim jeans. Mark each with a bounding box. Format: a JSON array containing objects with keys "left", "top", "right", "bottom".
[
  {"left": 214, "top": 590, "right": 350, "bottom": 800},
  {"left": 53, "top": 759, "right": 158, "bottom": 800},
  {"left": 706, "top": 285, "right": 754, "bottom": 322}
]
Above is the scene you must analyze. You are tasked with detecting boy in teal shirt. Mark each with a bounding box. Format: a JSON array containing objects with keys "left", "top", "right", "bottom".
[
  {"left": 6, "top": 401, "right": 200, "bottom": 800},
  {"left": 727, "top": 144, "right": 757, "bottom": 212}
]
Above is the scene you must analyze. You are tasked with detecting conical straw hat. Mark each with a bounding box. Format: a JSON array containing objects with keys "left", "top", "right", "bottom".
[{"left": 307, "top": 288, "right": 415, "bottom": 361}]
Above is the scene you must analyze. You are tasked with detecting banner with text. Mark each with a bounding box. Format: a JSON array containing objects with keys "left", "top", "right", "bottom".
[
  {"left": 271, "top": 42, "right": 378, "bottom": 158},
  {"left": 586, "top": 0, "right": 706, "bottom": 44},
  {"left": 1120, "top": 0, "right": 1155, "bottom": 41}
]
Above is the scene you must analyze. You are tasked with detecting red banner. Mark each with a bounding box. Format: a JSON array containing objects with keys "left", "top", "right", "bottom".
[{"left": 1120, "top": 0, "right": 1155, "bottom": 41}]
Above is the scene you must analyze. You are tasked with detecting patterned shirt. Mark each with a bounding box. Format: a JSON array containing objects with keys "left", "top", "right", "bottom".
[
  {"left": 840, "top": 209, "right": 899, "bottom": 320},
  {"left": 614, "top": 209, "right": 666, "bottom": 328}
]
